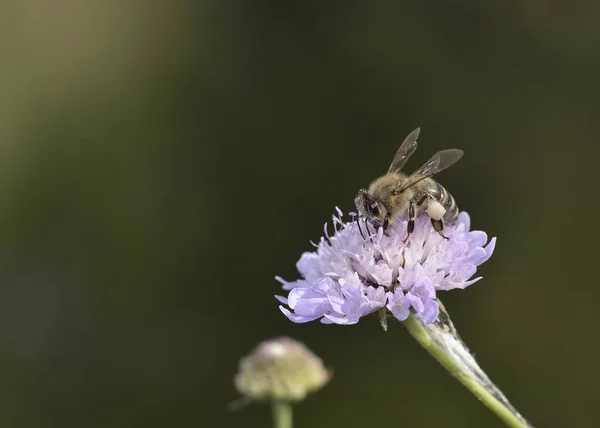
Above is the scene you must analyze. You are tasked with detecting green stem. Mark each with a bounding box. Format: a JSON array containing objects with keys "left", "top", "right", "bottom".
[
  {"left": 271, "top": 401, "right": 293, "bottom": 428},
  {"left": 402, "top": 308, "right": 532, "bottom": 428}
]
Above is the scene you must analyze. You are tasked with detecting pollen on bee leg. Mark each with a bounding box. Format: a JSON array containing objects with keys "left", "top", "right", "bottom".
[{"left": 426, "top": 200, "right": 446, "bottom": 221}]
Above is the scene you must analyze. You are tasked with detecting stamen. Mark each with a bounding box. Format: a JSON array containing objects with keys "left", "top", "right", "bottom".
[{"left": 323, "top": 222, "right": 332, "bottom": 246}]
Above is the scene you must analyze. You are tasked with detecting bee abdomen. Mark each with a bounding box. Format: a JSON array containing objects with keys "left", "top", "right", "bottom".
[{"left": 430, "top": 181, "right": 459, "bottom": 225}]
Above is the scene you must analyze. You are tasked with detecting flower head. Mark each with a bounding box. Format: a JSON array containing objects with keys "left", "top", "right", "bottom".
[
  {"left": 276, "top": 209, "right": 495, "bottom": 328},
  {"left": 234, "top": 337, "right": 331, "bottom": 402}
]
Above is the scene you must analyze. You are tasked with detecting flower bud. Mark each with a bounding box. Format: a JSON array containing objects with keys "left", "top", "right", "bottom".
[{"left": 234, "top": 337, "right": 330, "bottom": 402}]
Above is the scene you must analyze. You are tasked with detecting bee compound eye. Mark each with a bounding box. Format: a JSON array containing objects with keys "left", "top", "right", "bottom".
[{"left": 368, "top": 202, "right": 380, "bottom": 217}]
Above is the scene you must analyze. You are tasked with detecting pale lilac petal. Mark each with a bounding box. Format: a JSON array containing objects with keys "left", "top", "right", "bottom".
[
  {"left": 339, "top": 280, "right": 363, "bottom": 300},
  {"left": 406, "top": 292, "right": 424, "bottom": 313},
  {"left": 464, "top": 230, "right": 488, "bottom": 248},
  {"left": 390, "top": 308, "right": 410, "bottom": 321},
  {"left": 461, "top": 276, "right": 482, "bottom": 288},
  {"left": 287, "top": 288, "right": 331, "bottom": 318},
  {"left": 463, "top": 248, "right": 487, "bottom": 265},
  {"left": 482, "top": 237, "right": 497, "bottom": 262},
  {"left": 420, "top": 299, "right": 440, "bottom": 325},
  {"left": 323, "top": 312, "right": 361, "bottom": 325},
  {"left": 367, "top": 261, "right": 393, "bottom": 286},
  {"left": 457, "top": 211, "right": 471, "bottom": 231},
  {"left": 274, "top": 295, "right": 288, "bottom": 304},
  {"left": 279, "top": 306, "right": 322, "bottom": 323},
  {"left": 287, "top": 288, "right": 324, "bottom": 309},
  {"left": 366, "top": 286, "right": 387, "bottom": 308},
  {"left": 276, "top": 276, "right": 310, "bottom": 291},
  {"left": 296, "top": 253, "right": 322, "bottom": 281},
  {"left": 411, "top": 277, "right": 435, "bottom": 300},
  {"left": 293, "top": 298, "right": 330, "bottom": 316},
  {"left": 326, "top": 293, "right": 346, "bottom": 314},
  {"left": 386, "top": 291, "right": 411, "bottom": 321},
  {"left": 453, "top": 264, "right": 478, "bottom": 282}
]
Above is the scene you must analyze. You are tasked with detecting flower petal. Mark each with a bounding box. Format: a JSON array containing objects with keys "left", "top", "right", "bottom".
[
  {"left": 279, "top": 306, "right": 322, "bottom": 323},
  {"left": 465, "top": 231, "right": 488, "bottom": 248},
  {"left": 406, "top": 292, "right": 424, "bottom": 313},
  {"left": 323, "top": 312, "right": 361, "bottom": 325},
  {"left": 274, "top": 295, "right": 288, "bottom": 304},
  {"left": 482, "top": 237, "right": 497, "bottom": 262},
  {"left": 457, "top": 211, "right": 471, "bottom": 231},
  {"left": 386, "top": 291, "right": 410, "bottom": 321},
  {"left": 420, "top": 299, "right": 440, "bottom": 325}
]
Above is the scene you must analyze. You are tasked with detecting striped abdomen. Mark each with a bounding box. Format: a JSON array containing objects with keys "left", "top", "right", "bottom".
[{"left": 425, "top": 179, "right": 459, "bottom": 224}]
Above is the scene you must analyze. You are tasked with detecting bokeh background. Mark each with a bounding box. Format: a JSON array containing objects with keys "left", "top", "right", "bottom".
[{"left": 1, "top": 1, "right": 600, "bottom": 427}]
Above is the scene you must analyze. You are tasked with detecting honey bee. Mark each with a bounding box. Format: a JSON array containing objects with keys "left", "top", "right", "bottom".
[{"left": 354, "top": 128, "right": 463, "bottom": 242}]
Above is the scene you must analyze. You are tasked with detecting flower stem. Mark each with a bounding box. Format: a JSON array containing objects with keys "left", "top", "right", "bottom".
[
  {"left": 271, "top": 401, "right": 293, "bottom": 428},
  {"left": 402, "top": 303, "right": 532, "bottom": 428}
]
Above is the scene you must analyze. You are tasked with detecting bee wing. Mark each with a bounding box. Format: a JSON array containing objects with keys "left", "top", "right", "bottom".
[
  {"left": 387, "top": 128, "right": 420, "bottom": 173},
  {"left": 398, "top": 149, "right": 464, "bottom": 191}
]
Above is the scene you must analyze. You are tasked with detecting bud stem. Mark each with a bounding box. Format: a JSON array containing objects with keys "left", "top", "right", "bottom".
[
  {"left": 402, "top": 303, "right": 532, "bottom": 428},
  {"left": 271, "top": 401, "right": 293, "bottom": 428}
]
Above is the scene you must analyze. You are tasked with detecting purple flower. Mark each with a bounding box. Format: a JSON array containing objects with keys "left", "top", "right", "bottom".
[{"left": 277, "top": 210, "right": 495, "bottom": 327}]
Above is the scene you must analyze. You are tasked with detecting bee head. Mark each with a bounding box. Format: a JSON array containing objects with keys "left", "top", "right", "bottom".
[{"left": 354, "top": 188, "right": 387, "bottom": 228}]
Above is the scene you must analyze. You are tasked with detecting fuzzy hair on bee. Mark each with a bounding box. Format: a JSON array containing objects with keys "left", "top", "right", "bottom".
[{"left": 355, "top": 128, "right": 463, "bottom": 241}]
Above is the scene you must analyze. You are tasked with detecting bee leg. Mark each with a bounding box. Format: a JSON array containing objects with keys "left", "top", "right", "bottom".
[
  {"left": 416, "top": 193, "right": 429, "bottom": 207},
  {"left": 356, "top": 217, "right": 366, "bottom": 240},
  {"left": 431, "top": 218, "right": 449, "bottom": 240},
  {"left": 382, "top": 216, "right": 390, "bottom": 231},
  {"left": 403, "top": 200, "right": 416, "bottom": 244}
]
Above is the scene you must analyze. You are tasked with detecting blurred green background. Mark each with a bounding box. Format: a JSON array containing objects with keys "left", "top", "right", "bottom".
[{"left": 1, "top": 1, "right": 600, "bottom": 427}]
